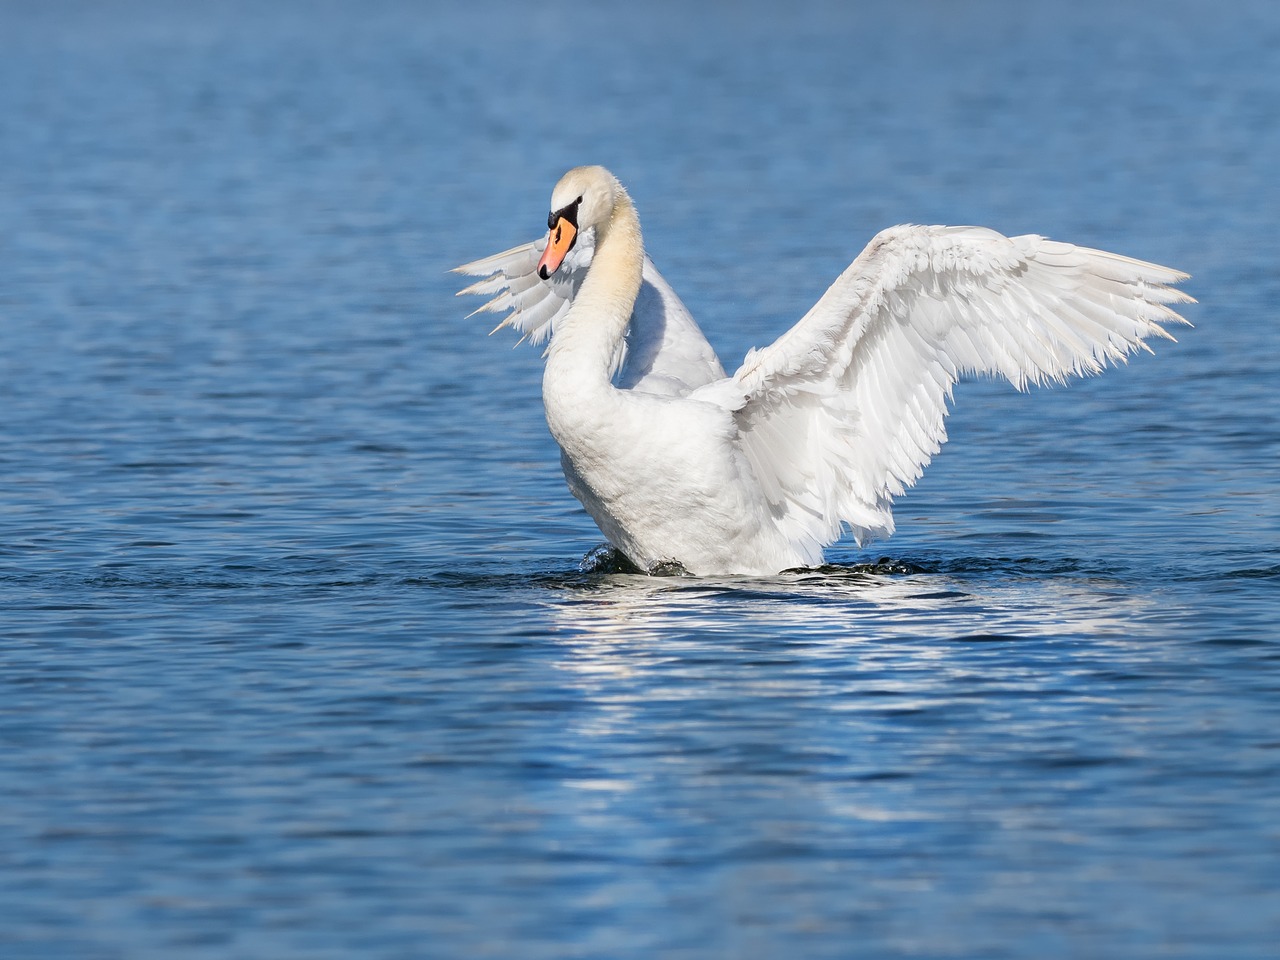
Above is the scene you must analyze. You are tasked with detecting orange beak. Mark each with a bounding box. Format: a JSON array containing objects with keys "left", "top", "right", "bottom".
[{"left": 537, "top": 217, "right": 578, "bottom": 279}]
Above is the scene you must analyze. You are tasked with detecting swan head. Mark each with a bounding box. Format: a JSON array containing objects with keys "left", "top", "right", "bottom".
[{"left": 537, "top": 165, "right": 622, "bottom": 279}]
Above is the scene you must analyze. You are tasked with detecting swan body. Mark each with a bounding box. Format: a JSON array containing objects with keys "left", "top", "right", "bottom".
[{"left": 456, "top": 166, "right": 1193, "bottom": 576}]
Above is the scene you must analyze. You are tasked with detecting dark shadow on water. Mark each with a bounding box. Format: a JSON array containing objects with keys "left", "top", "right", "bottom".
[
  {"left": 569, "top": 544, "right": 1134, "bottom": 584},
  {"left": 578, "top": 543, "right": 931, "bottom": 579},
  {"left": 3, "top": 546, "right": 1228, "bottom": 598}
]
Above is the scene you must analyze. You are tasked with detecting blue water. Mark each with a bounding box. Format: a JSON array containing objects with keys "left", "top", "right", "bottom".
[{"left": 2, "top": 1, "right": 1278, "bottom": 957}]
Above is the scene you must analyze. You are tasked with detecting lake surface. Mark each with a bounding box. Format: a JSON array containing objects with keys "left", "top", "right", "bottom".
[{"left": 1, "top": 1, "right": 1278, "bottom": 957}]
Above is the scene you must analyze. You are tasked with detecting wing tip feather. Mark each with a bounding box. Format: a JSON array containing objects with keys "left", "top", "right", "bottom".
[{"left": 455, "top": 274, "right": 502, "bottom": 297}]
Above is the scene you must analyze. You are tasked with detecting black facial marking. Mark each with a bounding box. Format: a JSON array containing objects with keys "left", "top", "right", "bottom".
[{"left": 546, "top": 194, "right": 583, "bottom": 231}]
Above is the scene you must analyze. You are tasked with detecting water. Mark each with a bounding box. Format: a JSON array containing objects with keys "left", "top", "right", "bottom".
[{"left": 1, "top": 1, "right": 1278, "bottom": 957}]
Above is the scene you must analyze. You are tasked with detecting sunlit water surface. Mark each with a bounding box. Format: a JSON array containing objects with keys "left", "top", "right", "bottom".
[{"left": 1, "top": 1, "right": 1277, "bottom": 957}]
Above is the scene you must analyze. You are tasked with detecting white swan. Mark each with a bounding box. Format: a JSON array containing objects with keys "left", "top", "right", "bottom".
[{"left": 455, "top": 165, "right": 1193, "bottom": 576}]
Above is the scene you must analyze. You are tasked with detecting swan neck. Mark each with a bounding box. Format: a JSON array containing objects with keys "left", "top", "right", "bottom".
[{"left": 548, "top": 190, "right": 643, "bottom": 378}]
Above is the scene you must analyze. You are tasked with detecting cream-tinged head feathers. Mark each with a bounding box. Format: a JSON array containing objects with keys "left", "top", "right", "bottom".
[
  {"left": 538, "top": 166, "right": 628, "bottom": 279},
  {"left": 551, "top": 165, "right": 624, "bottom": 231}
]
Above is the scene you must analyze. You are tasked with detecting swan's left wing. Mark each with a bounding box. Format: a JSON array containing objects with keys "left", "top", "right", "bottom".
[
  {"left": 453, "top": 231, "right": 594, "bottom": 347},
  {"left": 692, "top": 224, "right": 1194, "bottom": 561},
  {"left": 617, "top": 258, "right": 726, "bottom": 396},
  {"left": 455, "top": 236, "right": 724, "bottom": 395}
]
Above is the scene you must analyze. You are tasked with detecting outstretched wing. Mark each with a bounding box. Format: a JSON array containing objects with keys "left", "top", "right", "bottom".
[
  {"left": 453, "top": 231, "right": 594, "bottom": 347},
  {"left": 455, "top": 234, "right": 724, "bottom": 396},
  {"left": 693, "top": 224, "right": 1194, "bottom": 561}
]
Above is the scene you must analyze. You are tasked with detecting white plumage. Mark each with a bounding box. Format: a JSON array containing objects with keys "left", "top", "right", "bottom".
[{"left": 455, "top": 166, "right": 1193, "bottom": 576}]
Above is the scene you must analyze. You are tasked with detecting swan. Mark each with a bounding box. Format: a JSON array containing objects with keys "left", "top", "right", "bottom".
[{"left": 455, "top": 165, "right": 1193, "bottom": 576}]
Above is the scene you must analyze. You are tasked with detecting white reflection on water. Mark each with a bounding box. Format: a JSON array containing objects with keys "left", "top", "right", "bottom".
[
  {"left": 530, "top": 565, "right": 1208, "bottom": 895},
  {"left": 540, "top": 565, "right": 1174, "bottom": 652},
  {"left": 534, "top": 563, "right": 1187, "bottom": 797}
]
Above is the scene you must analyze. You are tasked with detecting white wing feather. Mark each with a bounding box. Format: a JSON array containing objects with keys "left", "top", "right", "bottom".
[
  {"left": 453, "top": 231, "right": 594, "bottom": 347},
  {"left": 455, "top": 235, "right": 724, "bottom": 395},
  {"left": 693, "top": 224, "right": 1194, "bottom": 561}
]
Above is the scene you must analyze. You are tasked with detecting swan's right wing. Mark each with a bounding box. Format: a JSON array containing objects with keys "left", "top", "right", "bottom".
[
  {"left": 694, "top": 224, "right": 1193, "bottom": 561},
  {"left": 453, "top": 231, "right": 594, "bottom": 347},
  {"left": 456, "top": 234, "right": 724, "bottom": 395}
]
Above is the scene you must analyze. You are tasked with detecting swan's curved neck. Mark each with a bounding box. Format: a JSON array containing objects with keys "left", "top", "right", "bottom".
[{"left": 545, "top": 191, "right": 643, "bottom": 385}]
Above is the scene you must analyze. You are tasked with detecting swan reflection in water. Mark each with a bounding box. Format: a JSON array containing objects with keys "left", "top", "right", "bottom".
[
  {"left": 539, "top": 554, "right": 1174, "bottom": 664},
  {"left": 526, "top": 556, "right": 1182, "bottom": 834}
]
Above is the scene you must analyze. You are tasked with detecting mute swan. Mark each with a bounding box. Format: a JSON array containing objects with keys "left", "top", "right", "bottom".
[{"left": 455, "top": 166, "right": 1193, "bottom": 576}]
